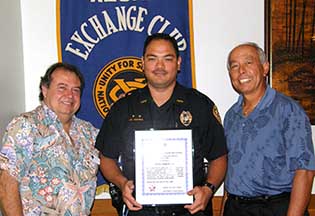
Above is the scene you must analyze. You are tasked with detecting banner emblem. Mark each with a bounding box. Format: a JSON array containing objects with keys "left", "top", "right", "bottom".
[{"left": 93, "top": 56, "right": 146, "bottom": 118}]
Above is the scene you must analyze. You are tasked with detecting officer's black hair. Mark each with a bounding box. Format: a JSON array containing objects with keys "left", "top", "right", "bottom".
[
  {"left": 39, "top": 62, "right": 85, "bottom": 101},
  {"left": 142, "top": 33, "right": 179, "bottom": 58}
]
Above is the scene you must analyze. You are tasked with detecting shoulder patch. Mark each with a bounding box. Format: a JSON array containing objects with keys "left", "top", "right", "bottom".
[{"left": 212, "top": 105, "right": 222, "bottom": 125}]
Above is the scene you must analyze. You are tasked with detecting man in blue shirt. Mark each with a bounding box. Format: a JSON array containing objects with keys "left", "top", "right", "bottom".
[{"left": 223, "top": 42, "right": 315, "bottom": 216}]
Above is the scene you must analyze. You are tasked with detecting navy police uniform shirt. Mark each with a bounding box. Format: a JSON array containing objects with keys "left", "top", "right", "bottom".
[{"left": 96, "top": 82, "right": 227, "bottom": 186}]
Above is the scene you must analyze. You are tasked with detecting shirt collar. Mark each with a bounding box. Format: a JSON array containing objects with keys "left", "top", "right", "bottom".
[
  {"left": 41, "top": 101, "right": 78, "bottom": 129},
  {"left": 41, "top": 102, "right": 59, "bottom": 122},
  {"left": 138, "top": 82, "right": 185, "bottom": 105},
  {"left": 235, "top": 85, "right": 276, "bottom": 113}
]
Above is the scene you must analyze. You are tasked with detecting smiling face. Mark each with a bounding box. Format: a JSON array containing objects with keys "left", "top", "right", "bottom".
[
  {"left": 42, "top": 68, "right": 81, "bottom": 123},
  {"left": 142, "top": 39, "right": 181, "bottom": 91},
  {"left": 228, "top": 45, "right": 269, "bottom": 97}
]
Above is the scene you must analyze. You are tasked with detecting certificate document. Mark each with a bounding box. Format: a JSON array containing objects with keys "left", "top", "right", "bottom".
[{"left": 135, "top": 129, "right": 193, "bottom": 205}]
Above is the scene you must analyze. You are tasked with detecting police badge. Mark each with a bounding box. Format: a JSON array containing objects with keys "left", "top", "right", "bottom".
[{"left": 180, "top": 111, "right": 192, "bottom": 126}]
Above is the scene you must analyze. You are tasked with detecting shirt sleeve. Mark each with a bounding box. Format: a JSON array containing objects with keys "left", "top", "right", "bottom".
[
  {"left": 95, "top": 102, "right": 122, "bottom": 159},
  {"left": 281, "top": 100, "right": 315, "bottom": 171},
  {"left": 0, "top": 116, "right": 34, "bottom": 181},
  {"left": 202, "top": 101, "right": 227, "bottom": 161}
]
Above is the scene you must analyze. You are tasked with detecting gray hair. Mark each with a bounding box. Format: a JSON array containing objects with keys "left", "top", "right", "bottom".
[{"left": 226, "top": 42, "right": 267, "bottom": 70}]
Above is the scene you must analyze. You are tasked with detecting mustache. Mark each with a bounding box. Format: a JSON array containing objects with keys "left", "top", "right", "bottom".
[{"left": 152, "top": 69, "right": 167, "bottom": 74}]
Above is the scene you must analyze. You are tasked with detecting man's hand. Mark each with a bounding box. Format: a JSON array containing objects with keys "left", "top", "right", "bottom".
[
  {"left": 99, "top": 155, "right": 142, "bottom": 211},
  {"left": 121, "top": 180, "right": 142, "bottom": 211},
  {"left": 184, "top": 185, "right": 212, "bottom": 214}
]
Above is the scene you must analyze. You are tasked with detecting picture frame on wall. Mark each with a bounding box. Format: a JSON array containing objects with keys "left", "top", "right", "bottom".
[{"left": 265, "top": 0, "right": 315, "bottom": 125}]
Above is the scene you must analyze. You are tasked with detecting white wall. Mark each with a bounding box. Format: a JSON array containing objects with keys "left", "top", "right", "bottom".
[
  {"left": 0, "top": 1, "right": 25, "bottom": 142},
  {"left": 193, "top": 1, "right": 265, "bottom": 116},
  {"left": 18, "top": 0, "right": 315, "bottom": 194},
  {"left": 20, "top": 0, "right": 58, "bottom": 111}
]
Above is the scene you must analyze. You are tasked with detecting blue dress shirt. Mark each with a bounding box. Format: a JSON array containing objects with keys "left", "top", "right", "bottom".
[{"left": 224, "top": 85, "right": 315, "bottom": 196}]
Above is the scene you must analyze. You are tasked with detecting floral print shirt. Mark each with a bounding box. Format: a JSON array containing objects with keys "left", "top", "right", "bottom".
[{"left": 0, "top": 103, "right": 99, "bottom": 215}]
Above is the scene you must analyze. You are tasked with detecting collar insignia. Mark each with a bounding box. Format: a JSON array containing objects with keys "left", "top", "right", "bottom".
[
  {"left": 128, "top": 114, "right": 144, "bottom": 122},
  {"left": 140, "top": 99, "right": 147, "bottom": 104}
]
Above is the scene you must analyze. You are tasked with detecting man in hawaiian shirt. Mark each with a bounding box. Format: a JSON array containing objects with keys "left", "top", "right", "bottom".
[{"left": 0, "top": 62, "right": 99, "bottom": 216}]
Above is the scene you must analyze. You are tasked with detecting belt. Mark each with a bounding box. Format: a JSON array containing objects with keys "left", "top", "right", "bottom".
[
  {"left": 228, "top": 192, "right": 291, "bottom": 202},
  {"left": 143, "top": 205, "right": 187, "bottom": 215}
]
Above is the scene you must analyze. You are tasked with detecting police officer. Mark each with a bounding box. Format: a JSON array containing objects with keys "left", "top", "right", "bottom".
[{"left": 96, "top": 33, "right": 227, "bottom": 216}]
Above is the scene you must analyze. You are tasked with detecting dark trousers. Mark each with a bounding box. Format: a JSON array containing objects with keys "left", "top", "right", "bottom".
[
  {"left": 223, "top": 193, "right": 309, "bottom": 216},
  {"left": 127, "top": 209, "right": 208, "bottom": 216},
  {"left": 126, "top": 202, "right": 213, "bottom": 216}
]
